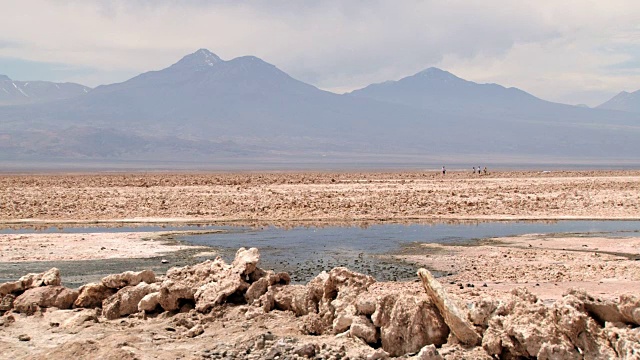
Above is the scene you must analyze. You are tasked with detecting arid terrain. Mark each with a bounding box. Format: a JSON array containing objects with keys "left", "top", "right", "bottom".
[
  {"left": 1, "top": 170, "right": 639, "bottom": 222},
  {"left": 0, "top": 171, "right": 639, "bottom": 359}
]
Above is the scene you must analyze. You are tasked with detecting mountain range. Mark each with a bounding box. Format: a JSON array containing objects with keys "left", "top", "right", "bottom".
[
  {"left": 597, "top": 90, "right": 640, "bottom": 113},
  {"left": 1, "top": 49, "right": 639, "bottom": 168},
  {"left": 0, "top": 75, "right": 90, "bottom": 106}
]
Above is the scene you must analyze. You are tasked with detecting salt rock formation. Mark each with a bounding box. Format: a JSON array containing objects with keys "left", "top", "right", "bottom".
[
  {"left": 194, "top": 248, "right": 261, "bottom": 311},
  {"left": 157, "top": 279, "right": 195, "bottom": 312},
  {"left": 245, "top": 270, "right": 290, "bottom": 305},
  {"left": 349, "top": 315, "right": 378, "bottom": 344},
  {"left": 256, "top": 266, "right": 447, "bottom": 357},
  {"left": 604, "top": 323, "right": 640, "bottom": 357},
  {"left": 0, "top": 268, "right": 61, "bottom": 297},
  {"left": 102, "top": 282, "right": 160, "bottom": 320},
  {"left": 74, "top": 282, "right": 116, "bottom": 308},
  {"left": 417, "top": 268, "right": 481, "bottom": 346},
  {"left": 479, "top": 288, "right": 618, "bottom": 359},
  {"left": 138, "top": 291, "right": 161, "bottom": 312},
  {"left": 261, "top": 284, "right": 311, "bottom": 316},
  {"left": 194, "top": 277, "right": 249, "bottom": 312},
  {"left": 0, "top": 293, "right": 15, "bottom": 312},
  {"left": 13, "top": 286, "right": 78, "bottom": 313},
  {"left": 20, "top": 267, "right": 61, "bottom": 288},
  {"left": 320, "top": 267, "right": 376, "bottom": 333},
  {"left": 149, "top": 247, "right": 279, "bottom": 313},
  {"left": 618, "top": 294, "right": 640, "bottom": 325},
  {"left": 260, "top": 267, "right": 375, "bottom": 335},
  {"left": 468, "top": 296, "right": 497, "bottom": 329},
  {"left": 101, "top": 269, "right": 156, "bottom": 289},
  {"left": 567, "top": 288, "right": 640, "bottom": 326},
  {"left": 373, "top": 294, "right": 449, "bottom": 357},
  {"left": 257, "top": 270, "right": 331, "bottom": 320},
  {"left": 0, "top": 281, "right": 22, "bottom": 298},
  {"left": 413, "top": 344, "right": 443, "bottom": 360},
  {"left": 4, "top": 248, "right": 639, "bottom": 358}
]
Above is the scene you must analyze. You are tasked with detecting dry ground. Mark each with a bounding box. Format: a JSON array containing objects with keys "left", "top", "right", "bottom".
[
  {"left": 0, "top": 232, "right": 212, "bottom": 262},
  {"left": 1, "top": 170, "right": 639, "bottom": 223},
  {"left": 1, "top": 170, "right": 639, "bottom": 297},
  {"left": 1, "top": 171, "right": 639, "bottom": 359},
  {"left": 399, "top": 233, "right": 640, "bottom": 302}
]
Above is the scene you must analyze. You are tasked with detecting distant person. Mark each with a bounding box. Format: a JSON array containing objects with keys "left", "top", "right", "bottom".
[
  {"left": 442, "top": 166, "right": 446, "bottom": 175},
  {"left": 472, "top": 167, "right": 476, "bottom": 174},
  {"left": 483, "top": 167, "right": 488, "bottom": 175},
  {"left": 477, "top": 166, "right": 481, "bottom": 175}
]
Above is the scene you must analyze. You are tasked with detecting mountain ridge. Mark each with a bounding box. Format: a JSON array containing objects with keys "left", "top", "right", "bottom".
[
  {"left": 0, "top": 75, "right": 91, "bottom": 106},
  {"left": 1, "top": 49, "right": 639, "bottom": 165},
  {"left": 348, "top": 66, "right": 547, "bottom": 112},
  {"left": 597, "top": 90, "right": 640, "bottom": 113}
]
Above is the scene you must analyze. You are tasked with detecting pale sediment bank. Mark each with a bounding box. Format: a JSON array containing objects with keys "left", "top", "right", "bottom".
[{"left": 0, "top": 231, "right": 220, "bottom": 263}]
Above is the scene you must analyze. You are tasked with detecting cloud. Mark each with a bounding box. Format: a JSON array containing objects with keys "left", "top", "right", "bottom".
[
  {"left": 0, "top": 1, "right": 639, "bottom": 105},
  {"left": 434, "top": 2, "right": 640, "bottom": 105}
]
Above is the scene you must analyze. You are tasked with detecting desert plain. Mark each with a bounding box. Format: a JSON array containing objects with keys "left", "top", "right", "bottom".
[{"left": 0, "top": 170, "right": 639, "bottom": 359}]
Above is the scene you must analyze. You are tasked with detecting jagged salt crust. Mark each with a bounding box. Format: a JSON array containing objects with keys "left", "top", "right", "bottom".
[{"left": 1, "top": 248, "right": 639, "bottom": 358}]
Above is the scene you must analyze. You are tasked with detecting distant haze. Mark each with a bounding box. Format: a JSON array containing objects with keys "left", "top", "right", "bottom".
[
  {"left": 0, "top": 75, "right": 90, "bottom": 106},
  {"left": 0, "top": 49, "right": 639, "bottom": 170},
  {"left": 597, "top": 90, "right": 640, "bottom": 113},
  {"left": 2, "top": 1, "right": 640, "bottom": 107}
]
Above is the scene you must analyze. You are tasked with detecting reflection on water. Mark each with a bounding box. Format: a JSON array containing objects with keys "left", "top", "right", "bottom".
[{"left": 178, "top": 220, "right": 640, "bottom": 282}]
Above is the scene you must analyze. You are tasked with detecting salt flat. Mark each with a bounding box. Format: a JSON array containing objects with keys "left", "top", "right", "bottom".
[{"left": 1, "top": 170, "right": 639, "bottom": 359}]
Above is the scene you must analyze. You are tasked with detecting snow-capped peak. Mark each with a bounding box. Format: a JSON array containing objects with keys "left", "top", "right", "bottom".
[
  {"left": 170, "top": 49, "right": 223, "bottom": 70},
  {"left": 196, "top": 48, "right": 221, "bottom": 66}
]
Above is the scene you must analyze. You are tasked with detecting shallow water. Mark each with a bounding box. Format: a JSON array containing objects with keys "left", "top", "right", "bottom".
[
  {"left": 2, "top": 220, "right": 639, "bottom": 284},
  {"left": 176, "top": 220, "right": 640, "bottom": 282}
]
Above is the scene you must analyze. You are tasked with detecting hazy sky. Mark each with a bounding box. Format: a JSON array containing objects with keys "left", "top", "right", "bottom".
[{"left": 2, "top": 1, "right": 640, "bottom": 106}]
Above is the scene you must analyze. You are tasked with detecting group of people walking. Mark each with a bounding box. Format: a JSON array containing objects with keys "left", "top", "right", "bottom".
[
  {"left": 441, "top": 166, "right": 488, "bottom": 175},
  {"left": 473, "top": 166, "right": 487, "bottom": 175}
]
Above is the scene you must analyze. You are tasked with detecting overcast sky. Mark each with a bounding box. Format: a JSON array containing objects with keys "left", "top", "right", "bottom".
[{"left": 1, "top": 1, "right": 640, "bottom": 106}]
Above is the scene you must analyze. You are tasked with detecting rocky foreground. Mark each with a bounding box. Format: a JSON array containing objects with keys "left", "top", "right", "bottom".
[{"left": 1, "top": 248, "right": 639, "bottom": 359}]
